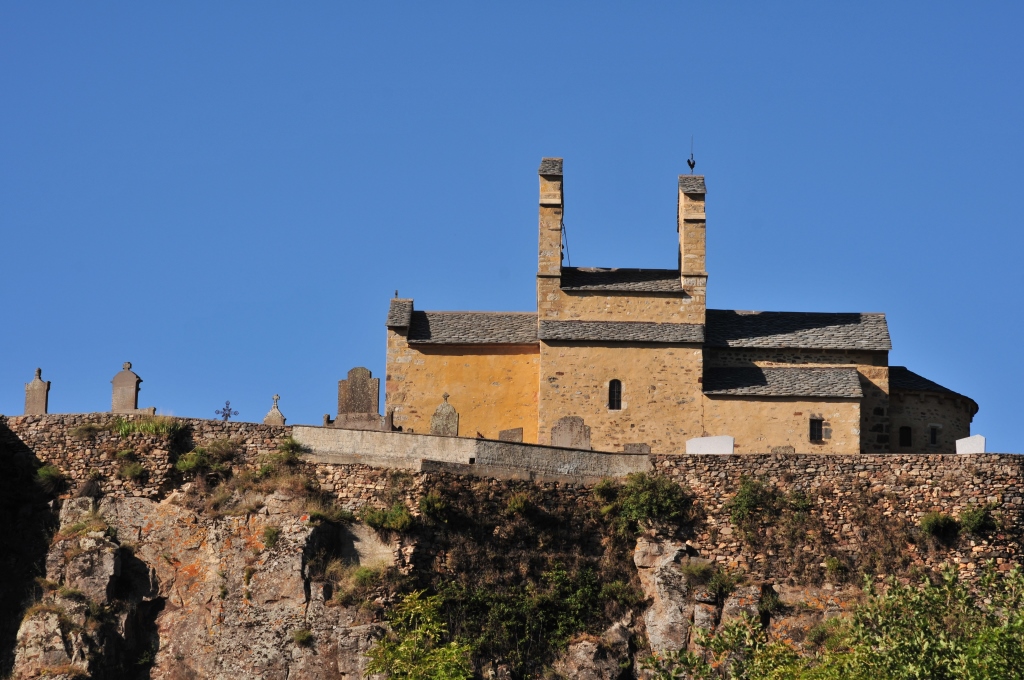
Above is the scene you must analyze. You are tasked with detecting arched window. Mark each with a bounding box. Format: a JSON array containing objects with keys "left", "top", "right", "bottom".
[{"left": 608, "top": 379, "right": 622, "bottom": 410}]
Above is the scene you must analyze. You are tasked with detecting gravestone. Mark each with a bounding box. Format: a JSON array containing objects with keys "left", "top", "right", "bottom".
[
  {"left": 430, "top": 393, "right": 459, "bottom": 436},
  {"left": 111, "top": 362, "right": 156, "bottom": 415},
  {"left": 331, "top": 367, "right": 386, "bottom": 430},
  {"left": 263, "top": 394, "right": 287, "bottom": 426},
  {"left": 550, "top": 416, "right": 591, "bottom": 450},
  {"left": 624, "top": 443, "right": 651, "bottom": 454},
  {"left": 956, "top": 435, "right": 986, "bottom": 454},
  {"left": 498, "top": 428, "right": 524, "bottom": 443},
  {"left": 24, "top": 368, "right": 50, "bottom": 415}
]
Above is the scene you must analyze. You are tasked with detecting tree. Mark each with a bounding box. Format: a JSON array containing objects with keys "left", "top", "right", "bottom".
[{"left": 367, "top": 590, "right": 473, "bottom": 680}]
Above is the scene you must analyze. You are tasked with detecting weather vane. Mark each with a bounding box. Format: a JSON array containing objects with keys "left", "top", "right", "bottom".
[
  {"left": 687, "top": 135, "right": 696, "bottom": 174},
  {"left": 215, "top": 400, "right": 239, "bottom": 421}
]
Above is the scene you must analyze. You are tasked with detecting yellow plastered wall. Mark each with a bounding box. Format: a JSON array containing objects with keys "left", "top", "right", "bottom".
[
  {"left": 385, "top": 330, "right": 540, "bottom": 441},
  {"left": 538, "top": 342, "right": 704, "bottom": 453},
  {"left": 702, "top": 397, "right": 861, "bottom": 454}
]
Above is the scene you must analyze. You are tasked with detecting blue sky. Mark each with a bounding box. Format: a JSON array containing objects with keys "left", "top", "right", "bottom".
[{"left": 1, "top": 2, "right": 1021, "bottom": 451}]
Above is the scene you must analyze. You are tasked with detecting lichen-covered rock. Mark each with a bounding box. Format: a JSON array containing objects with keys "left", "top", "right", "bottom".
[
  {"left": 552, "top": 620, "right": 630, "bottom": 680},
  {"left": 634, "top": 536, "right": 692, "bottom": 654},
  {"left": 720, "top": 584, "right": 762, "bottom": 624}
]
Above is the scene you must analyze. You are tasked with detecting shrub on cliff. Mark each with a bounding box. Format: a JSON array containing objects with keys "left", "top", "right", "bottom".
[
  {"left": 113, "top": 415, "right": 182, "bottom": 437},
  {"left": 642, "top": 564, "right": 1024, "bottom": 680},
  {"left": 35, "top": 464, "right": 66, "bottom": 495},
  {"left": 959, "top": 504, "right": 997, "bottom": 536},
  {"left": 363, "top": 503, "right": 414, "bottom": 533},
  {"left": 596, "top": 473, "right": 693, "bottom": 536},
  {"left": 367, "top": 590, "right": 473, "bottom": 680},
  {"left": 920, "top": 512, "right": 960, "bottom": 545}
]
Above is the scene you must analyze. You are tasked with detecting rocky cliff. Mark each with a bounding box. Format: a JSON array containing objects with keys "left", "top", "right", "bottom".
[{"left": 2, "top": 415, "right": 1021, "bottom": 679}]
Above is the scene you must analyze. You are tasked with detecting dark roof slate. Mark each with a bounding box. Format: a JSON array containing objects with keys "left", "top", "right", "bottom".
[
  {"left": 539, "top": 320, "right": 704, "bottom": 344},
  {"left": 705, "top": 310, "right": 892, "bottom": 351},
  {"left": 407, "top": 311, "right": 538, "bottom": 344},
  {"left": 703, "top": 367, "right": 863, "bottom": 398},
  {"left": 386, "top": 299, "right": 414, "bottom": 328},
  {"left": 678, "top": 176, "right": 706, "bottom": 193},
  {"left": 560, "top": 267, "right": 683, "bottom": 293},
  {"left": 889, "top": 366, "right": 978, "bottom": 414},
  {"left": 539, "top": 158, "right": 563, "bottom": 176}
]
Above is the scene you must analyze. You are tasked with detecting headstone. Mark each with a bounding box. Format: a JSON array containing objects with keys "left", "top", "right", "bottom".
[
  {"left": 956, "top": 435, "right": 986, "bottom": 454},
  {"left": 686, "top": 436, "right": 734, "bottom": 455},
  {"left": 331, "top": 367, "right": 386, "bottom": 430},
  {"left": 624, "top": 443, "right": 651, "bottom": 454},
  {"left": 550, "top": 416, "right": 591, "bottom": 450},
  {"left": 263, "top": 394, "right": 286, "bottom": 426},
  {"left": 498, "top": 428, "right": 524, "bottom": 443},
  {"left": 430, "top": 393, "right": 459, "bottom": 436},
  {"left": 24, "top": 368, "right": 50, "bottom": 415},
  {"left": 338, "top": 367, "right": 379, "bottom": 415},
  {"left": 111, "top": 362, "right": 156, "bottom": 415}
]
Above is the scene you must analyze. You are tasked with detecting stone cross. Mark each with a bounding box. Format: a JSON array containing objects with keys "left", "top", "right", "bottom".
[
  {"left": 24, "top": 368, "right": 50, "bottom": 415},
  {"left": 430, "top": 393, "right": 459, "bottom": 436},
  {"left": 550, "top": 415, "right": 591, "bottom": 450},
  {"left": 112, "top": 362, "right": 142, "bottom": 413},
  {"left": 263, "top": 394, "right": 287, "bottom": 426}
]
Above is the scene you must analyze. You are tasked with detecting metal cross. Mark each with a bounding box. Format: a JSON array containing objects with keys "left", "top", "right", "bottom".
[{"left": 216, "top": 400, "right": 239, "bottom": 421}]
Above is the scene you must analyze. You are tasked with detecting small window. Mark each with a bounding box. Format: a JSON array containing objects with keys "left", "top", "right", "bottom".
[
  {"left": 899, "top": 426, "right": 912, "bottom": 448},
  {"left": 929, "top": 427, "right": 939, "bottom": 446},
  {"left": 608, "top": 379, "right": 622, "bottom": 410},
  {"left": 809, "top": 418, "right": 823, "bottom": 441}
]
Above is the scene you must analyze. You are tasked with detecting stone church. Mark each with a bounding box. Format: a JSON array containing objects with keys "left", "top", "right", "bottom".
[{"left": 383, "top": 159, "right": 977, "bottom": 454}]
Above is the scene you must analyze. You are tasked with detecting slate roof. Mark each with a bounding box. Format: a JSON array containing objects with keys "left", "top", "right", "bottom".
[
  {"left": 407, "top": 311, "right": 539, "bottom": 344},
  {"left": 705, "top": 310, "right": 892, "bottom": 351},
  {"left": 560, "top": 267, "right": 684, "bottom": 293},
  {"left": 386, "top": 299, "right": 414, "bottom": 328},
  {"left": 678, "top": 175, "right": 706, "bottom": 193},
  {"left": 703, "top": 367, "right": 863, "bottom": 399},
  {"left": 889, "top": 367, "right": 977, "bottom": 412},
  {"left": 539, "top": 158, "right": 563, "bottom": 175},
  {"left": 539, "top": 320, "right": 704, "bottom": 344}
]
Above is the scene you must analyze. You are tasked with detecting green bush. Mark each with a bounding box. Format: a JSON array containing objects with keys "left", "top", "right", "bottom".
[
  {"left": 292, "top": 628, "right": 314, "bottom": 647},
  {"left": 263, "top": 525, "right": 281, "bottom": 549},
  {"left": 726, "top": 476, "right": 781, "bottom": 536},
  {"left": 920, "top": 511, "right": 960, "bottom": 544},
  {"left": 115, "top": 449, "right": 136, "bottom": 461},
  {"left": 367, "top": 590, "right": 473, "bottom": 680},
  {"left": 597, "top": 473, "right": 692, "bottom": 536},
  {"left": 363, "top": 503, "right": 414, "bottom": 533},
  {"left": 419, "top": 492, "right": 448, "bottom": 522},
  {"left": 307, "top": 501, "right": 355, "bottom": 524},
  {"left": 505, "top": 492, "right": 532, "bottom": 516},
  {"left": 679, "top": 560, "right": 715, "bottom": 584},
  {"left": 959, "top": 504, "right": 997, "bottom": 535},
  {"left": 114, "top": 416, "right": 182, "bottom": 437},
  {"left": 118, "top": 462, "right": 146, "bottom": 481},
  {"left": 36, "top": 464, "right": 67, "bottom": 494}
]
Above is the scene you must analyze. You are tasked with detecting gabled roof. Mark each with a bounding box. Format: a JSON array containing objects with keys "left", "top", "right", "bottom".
[
  {"left": 407, "top": 311, "right": 538, "bottom": 345},
  {"left": 539, "top": 320, "right": 703, "bottom": 344},
  {"left": 705, "top": 310, "right": 892, "bottom": 351},
  {"left": 889, "top": 366, "right": 978, "bottom": 413},
  {"left": 703, "top": 367, "right": 863, "bottom": 399},
  {"left": 560, "top": 267, "right": 684, "bottom": 293},
  {"left": 386, "top": 298, "right": 414, "bottom": 328}
]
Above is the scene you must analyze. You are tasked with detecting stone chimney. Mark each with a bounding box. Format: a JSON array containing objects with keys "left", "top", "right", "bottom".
[
  {"left": 677, "top": 175, "right": 708, "bottom": 323},
  {"left": 537, "top": 158, "right": 564, "bottom": 277}
]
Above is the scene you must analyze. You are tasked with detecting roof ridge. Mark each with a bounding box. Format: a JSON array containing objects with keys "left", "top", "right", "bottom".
[{"left": 709, "top": 309, "right": 887, "bottom": 316}]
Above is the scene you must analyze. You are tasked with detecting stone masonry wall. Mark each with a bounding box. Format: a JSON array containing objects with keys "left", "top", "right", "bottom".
[
  {"left": 654, "top": 452, "right": 1023, "bottom": 581},
  {"left": 0, "top": 413, "right": 289, "bottom": 499}
]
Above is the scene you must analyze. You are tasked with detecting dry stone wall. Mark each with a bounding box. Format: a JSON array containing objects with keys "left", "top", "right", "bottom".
[
  {"left": 0, "top": 414, "right": 289, "bottom": 499},
  {"left": 654, "top": 452, "right": 1024, "bottom": 581}
]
